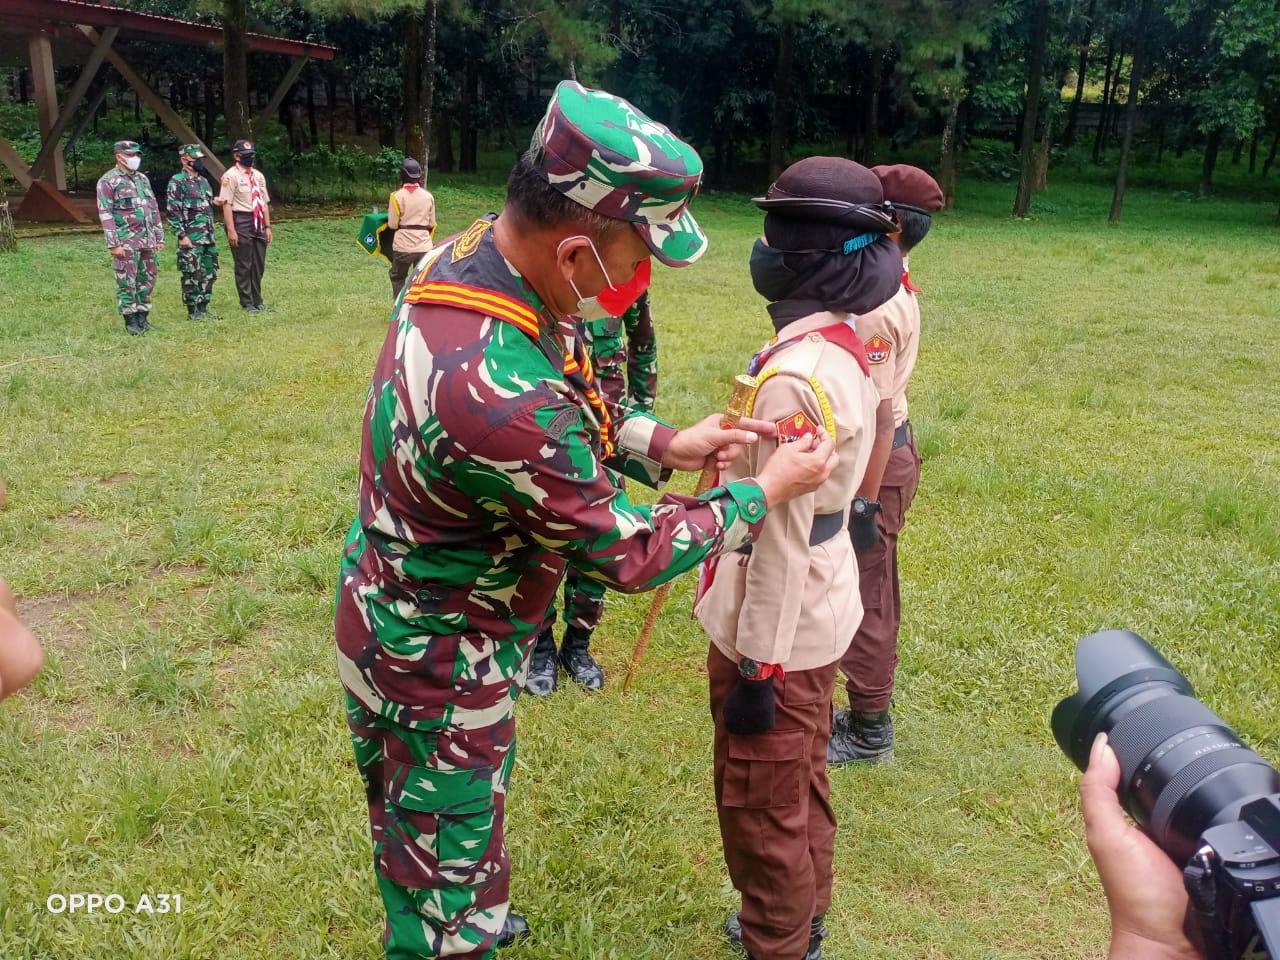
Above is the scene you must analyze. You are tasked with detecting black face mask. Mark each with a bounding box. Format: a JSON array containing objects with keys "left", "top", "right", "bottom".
[
  {"left": 749, "top": 239, "right": 796, "bottom": 303},
  {"left": 238, "top": 154, "right": 256, "bottom": 168},
  {"left": 191, "top": 158, "right": 205, "bottom": 173}
]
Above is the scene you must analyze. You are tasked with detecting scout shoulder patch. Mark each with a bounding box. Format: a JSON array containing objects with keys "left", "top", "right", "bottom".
[
  {"left": 546, "top": 406, "right": 579, "bottom": 442},
  {"left": 775, "top": 410, "right": 819, "bottom": 444},
  {"left": 865, "top": 334, "right": 892, "bottom": 364},
  {"left": 451, "top": 218, "right": 491, "bottom": 262},
  {"left": 221, "top": 177, "right": 230, "bottom": 188}
]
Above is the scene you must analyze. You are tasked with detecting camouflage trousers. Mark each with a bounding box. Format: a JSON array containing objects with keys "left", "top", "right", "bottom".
[
  {"left": 557, "top": 568, "right": 607, "bottom": 632},
  {"left": 346, "top": 692, "right": 516, "bottom": 960},
  {"left": 176, "top": 243, "right": 219, "bottom": 309},
  {"left": 111, "top": 247, "right": 158, "bottom": 315}
]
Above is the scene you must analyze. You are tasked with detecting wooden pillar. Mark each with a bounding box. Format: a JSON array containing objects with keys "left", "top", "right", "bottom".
[
  {"left": 28, "top": 33, "right": 67, "bottom": 190},
  {"left": 28, "top": 27, "right": 119, "bottom": 184}
]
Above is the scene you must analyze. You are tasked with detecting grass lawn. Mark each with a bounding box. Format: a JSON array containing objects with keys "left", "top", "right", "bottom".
[{"left": 1, "top": 172, "right": 1277, "bottom": 960}]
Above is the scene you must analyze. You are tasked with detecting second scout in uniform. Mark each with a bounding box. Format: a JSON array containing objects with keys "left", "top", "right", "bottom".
[
  {"left": 96, "top": 140, "right": 164, "bottom": 336},
  {"left": 387, "top": 156, "right": 437, "bottom": 299},
  {"left": 216, "top": 139, "right": 273, "bottom": 311},
  {"left": 166, "top": 144, "right": 220, "bottom": 321},
  {"left": 334, "top": 81, "right": 837, "bottom": 960},
  {"left": 695, "top": 156, "right": 903, "bottom": 960},
  {"left": 828, "top": 164, "right": 945, "bottom": 767}
]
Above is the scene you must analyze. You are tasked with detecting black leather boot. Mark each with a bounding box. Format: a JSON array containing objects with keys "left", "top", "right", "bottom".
[
  {"left": 827, "top": 708, "right": 894, "bottom": 766},
  {"left": 124, "top": 312, "right": 146, "bottom": 335},
  {"left": 725, "top": 910, "right": 827, "bottom": 959},
  {"left": 524, "top": 628, "right": 557, "bottom": 697},
  {"left": 558, "top": 625, "right": 604, "bottom": 690},
  {"left": 496, "top": 910, "right": 530, "bottom": 947}
]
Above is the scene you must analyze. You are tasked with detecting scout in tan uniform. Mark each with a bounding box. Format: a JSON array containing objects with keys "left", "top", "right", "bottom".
[
  {"left": 215, "top": 138, "right": 273, "bottom": 311},
  {"left": 694, "top": 157, "right": 904, "bottom": 960},
  {"left": 386, "top": 156, "right": 437, "bottom": 298},
  {"left": 829, "top": 164, "right": 944, "bottom": 767}
]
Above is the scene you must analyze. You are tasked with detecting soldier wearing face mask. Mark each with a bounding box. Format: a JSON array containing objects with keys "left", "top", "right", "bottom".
[
  {"left": 215, "top": 138, "right": 273, "bottom": 311},
  {"left": 166, "top": 144, "right": 220, "bottom": 321},
  {"left": 96, "top": 140, "right": 165, "bottom": 336}
]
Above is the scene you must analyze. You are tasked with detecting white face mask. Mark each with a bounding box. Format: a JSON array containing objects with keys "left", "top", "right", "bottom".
[{"left": 123, "top": 155, "right": 142, "bottom": 172}]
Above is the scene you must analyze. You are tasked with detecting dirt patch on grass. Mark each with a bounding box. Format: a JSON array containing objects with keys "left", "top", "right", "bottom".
[{"left": 18, "top": 592, "right": 96, "bottom": 652}]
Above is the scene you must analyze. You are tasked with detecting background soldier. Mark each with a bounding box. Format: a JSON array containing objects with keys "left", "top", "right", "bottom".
[
  {"left": 335, "top": 80, "right": 837, "bottom": 960},
  {"left": 829, "top": 164, "right": 944, "bottom": 767},
  {"left": 387, "top": 156, "right": 436, "bottom": 298},
  {"left": 216, "top": 139, "right": 273, "bottom": 311},
  {"left": 527, "top": 290, "right": 659, "bottom": 693},
  {"left": 166, "top": 145, "right": 220, "bottom": 321},
  {"left": 695, "top": 156, "right": 900, "bottom": 960},
  {"left": 96, "top": 140, "right": 164, "bottom": 336}
]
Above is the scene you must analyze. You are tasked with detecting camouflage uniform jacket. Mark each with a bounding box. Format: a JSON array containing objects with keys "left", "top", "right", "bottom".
[
  {"left": 584, "top": 291, "right": 658, "bottom": 413},
  {"left": 164, "top": 170, "right": 216, "bottom": 245},
  {"left": 96, "top": 167, "right": 163, "bottom": 250},
  {"left": 335, "top": 216, "right": 768, "bottom": 729}
]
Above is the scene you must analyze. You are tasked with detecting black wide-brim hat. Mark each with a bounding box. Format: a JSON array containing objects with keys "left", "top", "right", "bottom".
[{"left": 753, "top": 156, "right": 897, "bottom": 235}]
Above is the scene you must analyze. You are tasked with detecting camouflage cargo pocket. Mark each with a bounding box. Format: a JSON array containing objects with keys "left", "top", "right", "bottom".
[{"left": 379, "top": 761, "right": 497, "bottom": 890}]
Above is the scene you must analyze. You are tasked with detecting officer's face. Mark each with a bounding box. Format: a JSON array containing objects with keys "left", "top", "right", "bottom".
[{"left": 560, "top": 227, "right": 650, "bottom": 298}]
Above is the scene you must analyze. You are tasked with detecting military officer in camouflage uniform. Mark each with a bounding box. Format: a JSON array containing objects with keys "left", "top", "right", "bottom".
[
  {"left": 166, "top": 144, "right": 220, "bottom": 321},
  {"left": 335, "top": 80, "right": 837, "bottom": 960},
  {"left": 97, "top": 140, "right": 164, "bottom": 335},
  {"left": 526, "top": 290, "right": 660, "bottom": 693}
]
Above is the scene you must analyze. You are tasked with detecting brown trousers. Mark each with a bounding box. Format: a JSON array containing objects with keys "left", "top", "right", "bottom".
[
  {"left": 389, "top": 250, "right": 421, "bottom": 299},
  {"left": 709, "top": 647, "right": 838, "bottom": 960},
  {"left": 839, "top": 433, "right": 922, "bottom": 712}
]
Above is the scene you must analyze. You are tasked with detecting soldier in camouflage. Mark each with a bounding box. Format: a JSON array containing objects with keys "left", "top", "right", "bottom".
[
  {"left": 97, "top": 140, "right": 164, "bottom": 336},
  {"left": 526, "top": 290, "right": 660, "bottom": 693},
  {"left": 335, "top": 80, "right": 838, "bottom": 960},
  {"left": 166, "top": 144, "right": 220, "bottom": 321}
]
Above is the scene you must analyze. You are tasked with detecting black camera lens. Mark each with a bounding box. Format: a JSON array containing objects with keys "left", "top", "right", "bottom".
[{"left": 1053, "top": 629, "right": 1280, "bottom": 864}]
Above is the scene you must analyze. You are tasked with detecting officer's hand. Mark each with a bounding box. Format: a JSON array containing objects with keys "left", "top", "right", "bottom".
[
  {"left": 1081, "top": 734, "right": 1200, "bottom": 960},
  {"left": 754, "top": 432, "right": 838, "bottom": 507},
  {"left": 723, "top": 676, "right": 776, "bottom": 735},
  {"left": 663, "top": 414, "right": 774, "bottom": 473},
  {"left": 178, "top": 237, "right": 194, "bottom": 249},
  {"left": 109, "top": 246, "right": 126, "bottom": 258},
  {"left": 227, "top": 231, "right": 239, "bottom": 248},
  {"left": 156, "top": 242, "right": 165, "bottom": 252},
  {"left": 0, "top": 576, "right": 43, "bottom": 703}
]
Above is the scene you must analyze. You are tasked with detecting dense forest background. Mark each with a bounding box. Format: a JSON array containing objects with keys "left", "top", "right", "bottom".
[{"left": 2, "top": 0, "right": 1278, "bottom": 220}]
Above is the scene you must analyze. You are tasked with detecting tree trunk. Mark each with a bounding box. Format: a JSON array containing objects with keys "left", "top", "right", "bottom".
[
  {"left": 420, "top": 0, "right": 439, "bottom": 175},
  {"left": 767, "top": 18, "right": 797, "bottom": 183},
  {"left": 1091, "top": 40, "right": 1115, "bottom": 163},
  {"left": 861, "top": 47, "right": 885, "bottom": 165},
  {"left": 845, "top": 61, "right": 857, "bottom": 157},
  {"left": 460, "top": 62, "right": 479, "bottom": 173},
  {"left": 435, "top": 110, "right": 455, "bottom": 172},
  {"left": 403, "top": 10, "right": 424, "bottom": 159},
  {"left": 0, "top": 196, "right": 16, "bottom": 254},
  {"left": 204, "top": 73, "right": 216, "bottom": 145},
  {"left": 1034, "top": 116, "right": 1053, "bottom": 191},
  {"left": 326, "top": 71, "right": 337, "bottom": 151},
  {"left": 306, "top": 67, "right": 318, "bottom": 145},
  {"left": 1102, "top": 46, "right": 1127, "bottom": 147},
  {"left": 353, "top": 90, "right": 364, "bottom": 135},
  {"left": 1263, "top": 126, "right": 1279, "bottom": 177},
  {"left": 1199, "top": 126, "right": 1223, "bottom": 195},
  {"left": 222, "top": 0, "right": 250, "bottom": 141},
  {"left": 1231, "top": 136, "right": 1244, "bottom": 165},
  {"left": 939, "top": 46, "right": 964, "bottom": 209},
  {"left": 1109, "top": 0, "right": 1153, "bottom": 222},
  {"left": 1013, "top": 0, "right": 1051, "bottom": 217},
  {"left": 1248, "top": 130, "right": 1258, "bottom": 173},
  {"left": 1062, "top": 0, "right": 1096, "bottom": 147}
]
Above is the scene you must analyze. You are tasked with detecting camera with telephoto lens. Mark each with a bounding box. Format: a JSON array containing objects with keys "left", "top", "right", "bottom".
[{"left": 1053, "top": 630, "right": 1280, "bottom": 960}]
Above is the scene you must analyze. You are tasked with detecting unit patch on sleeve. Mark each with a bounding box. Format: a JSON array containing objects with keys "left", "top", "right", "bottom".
[
  {"left": 864, "top": 334, "right": 893, "bottom": 364},
  {"left": 775, "top": 410, "right": 819, "bottom": 444}
]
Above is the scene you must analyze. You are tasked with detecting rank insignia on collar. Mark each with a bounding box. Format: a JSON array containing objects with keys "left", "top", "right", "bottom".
[
  {"left": 865, "top": 334, "right": 892, "bottom": 364},
  {"left": 775, "top": 410, "right": 818, "bottom": 444},
  {"left": 451, "top": 218, "right": 490, "bottom": 263}
]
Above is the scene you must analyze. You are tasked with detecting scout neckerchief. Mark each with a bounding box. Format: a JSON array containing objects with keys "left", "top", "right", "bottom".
[
  {"left": 902, "top": 270, "right": 921, "bottom": 294},
  {"left": 402, "top": 218, "right": 614, "bottom": 458},
  {"left": 249, "top": 172, "right": 266, "bottom": 232},
  {"left": 747, "top": 319, "right": 871, "bottom": 378}
]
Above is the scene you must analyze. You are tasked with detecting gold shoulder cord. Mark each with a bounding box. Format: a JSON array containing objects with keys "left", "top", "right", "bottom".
[{"left": 745, "top": 367, "right": 839, "bottom": 442}]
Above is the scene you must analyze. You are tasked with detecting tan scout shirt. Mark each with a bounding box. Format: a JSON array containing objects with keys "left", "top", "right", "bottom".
[
  {"left": 695, "top": 311, "right": 879, "bottom": 672},
  {"left": 388, "top": 185, "right": 436, "bottom": 254},
  {"left": 856, "top": 256, "right": 920, "bottom": 428},
  {"left": 216, "top": 165, "right": 270, "bottom": 213}
]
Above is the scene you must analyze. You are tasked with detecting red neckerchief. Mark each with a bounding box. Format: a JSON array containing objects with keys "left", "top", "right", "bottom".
[
  {"left": 404, "top": 183, "right": 419, "bottom": 192},
  {"left": 902, "top": 269, "right": 922, "bottom": 294},
  {"left": 748, "top": 321, "right": 870, "bottom": 377}
]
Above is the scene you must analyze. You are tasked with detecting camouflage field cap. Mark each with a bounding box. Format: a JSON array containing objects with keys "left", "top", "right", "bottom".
[
  {"left": 113, "top": 140, "right": 140, "bottom": 155},
  {"left": 529, "top": 80, "right": 706, "bottom": 267},
  {"left": 180, "top": 144, "right": 205, "bottom": 159}
]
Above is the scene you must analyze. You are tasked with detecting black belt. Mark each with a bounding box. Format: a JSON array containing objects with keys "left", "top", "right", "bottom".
[
  {"left": 893, "top": 421, "right": 912, "bottom": 449},
  {"left": 394, "top": 224, "right": 433, "bottom": 231},
  {"left": 736, "top": 510, "right": 845, "bottom": 555}
]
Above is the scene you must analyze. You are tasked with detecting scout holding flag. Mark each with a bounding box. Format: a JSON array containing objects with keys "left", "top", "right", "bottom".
[{"left": 693, "top": 156, "right": 903, "bottom": 960}]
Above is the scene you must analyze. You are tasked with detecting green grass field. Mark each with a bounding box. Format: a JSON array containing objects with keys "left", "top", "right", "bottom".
[{"left": 1, "top": 173, "right": 1277, "bottom": 960}]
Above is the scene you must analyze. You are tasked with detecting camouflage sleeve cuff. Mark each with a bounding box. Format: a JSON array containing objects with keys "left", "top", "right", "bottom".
[
  {"left": 611, "top": 413, "right": 676, "bottom": 489},
  {"left": 714, "top": 479, "right": 768, "bottom": 552}
]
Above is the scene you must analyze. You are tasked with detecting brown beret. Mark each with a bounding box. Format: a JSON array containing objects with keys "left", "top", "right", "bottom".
[{"left": 870, "top": 164, "right": 943, "bottom": 214}]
